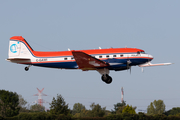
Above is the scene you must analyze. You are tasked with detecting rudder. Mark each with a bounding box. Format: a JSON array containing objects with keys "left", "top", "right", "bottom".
[{"left": 8, "top": 36, "right": 33, "bottom": 59}]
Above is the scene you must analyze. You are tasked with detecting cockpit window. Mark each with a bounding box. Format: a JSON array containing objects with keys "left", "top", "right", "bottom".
[{"left": 137, "top": 51, "right": 145, "bottom": 54}]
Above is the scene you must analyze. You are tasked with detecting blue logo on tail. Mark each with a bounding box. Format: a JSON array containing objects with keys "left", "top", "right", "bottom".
[{"left": 10, "top": 44, "right": 18, "bottom": 53}]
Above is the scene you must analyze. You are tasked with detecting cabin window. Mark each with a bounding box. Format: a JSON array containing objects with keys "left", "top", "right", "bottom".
[
  {"left": 141, "top": 51, "right": 145, "bottom": 54},
  {"left": 71, "top": 57, "right": 74, "bottom": 60},
  {"left": 64, "top": 58, "right": 67, "bottom": 60},
  {"left": 120, "top": 54, "right": 123, "bottom": 57},
  {"left": 106, "top": 55, "right": 109, "bottom": 58},
  {"left": 113, "top": 55, "right": 116, "bottom": 57},
  {"left": 99, "top": 56, "right": 102, "bottom": 58},
  {"left": 137, "top": 51, "right": 140, "bottom": 54}
]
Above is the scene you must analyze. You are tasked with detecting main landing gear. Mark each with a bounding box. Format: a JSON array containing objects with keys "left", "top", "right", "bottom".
[
  {"left": 101, "top": 74, "right": 112, "bottom": 84},
  {"left": 25, "top": 65, "right": 31, "bottom": 71},
  {"left": 97, "top": 68, "right": 112, "bottom": 84}
]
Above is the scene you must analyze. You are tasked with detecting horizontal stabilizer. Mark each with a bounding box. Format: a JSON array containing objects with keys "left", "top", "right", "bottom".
[
  {"left": 6, "top": 58, "right": 31, "bottom": 63},
  {"left": 6, "top": 58, "right": 30, "bottom": 61},
  {"left": 139, "top": 62, "right": 173, "bottom": 67}
]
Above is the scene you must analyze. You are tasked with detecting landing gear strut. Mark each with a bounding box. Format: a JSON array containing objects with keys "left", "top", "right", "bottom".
[
  {"left": 25, "top": 65, "right": 31, "bottom": 71},
  {"left": 101, "top": 74, "right": 112, "bottom": 84}
]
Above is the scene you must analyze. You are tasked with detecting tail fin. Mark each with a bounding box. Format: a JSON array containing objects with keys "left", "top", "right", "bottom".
[{"left": 8, "top": 36, "right": 34, "bottom": 59}]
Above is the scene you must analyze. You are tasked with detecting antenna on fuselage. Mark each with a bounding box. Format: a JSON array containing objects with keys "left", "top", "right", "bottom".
[
  {"left": 68, "top": 48, "right": 71, "bottom": 51},
  {"left": 99, "top": 47, "right": 101, "bottom": 49}
]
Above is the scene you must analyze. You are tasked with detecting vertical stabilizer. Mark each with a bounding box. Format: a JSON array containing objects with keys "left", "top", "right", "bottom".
[
  {"left": 9, "top": 40, "right": 21, "bottom": 57},
  {"left": 8, "top": 36, "right": 33, "bottom": 59}
]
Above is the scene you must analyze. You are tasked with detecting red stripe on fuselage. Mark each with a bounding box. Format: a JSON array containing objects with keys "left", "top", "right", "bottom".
[{"left": 10, "top": 36, "right": 145, "bottom": 58}]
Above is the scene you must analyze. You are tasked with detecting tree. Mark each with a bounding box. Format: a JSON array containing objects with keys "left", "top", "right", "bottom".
[
  {"left": 49, "top": 94, "right": 70, "bottom": 115},
  {"left": 0, "top": 90, "right": 20, "bottom": 117},
  {"left": 112, "top": 101, "right": 126, "bottom": 114},
  {"left": 122, "top": 104, "right": 136, "bottom": 114},
  {"left": 18, "top": 94, "right": 28, "bottom": 112},
  {"left": 147, "top": 99, "right": 165, "bottom": 115},
  {"left": 74, "top": 109, "right": 90, "bottom": 117},
  {"left": 89, "top": 103, "right": 106, "bottom": 117},
  {"left": 72, "top": 103, "right": 86, "bottom": 115},
  {"left": 30, "top": 104, "right": 45, "bottom": 112},
  {"left": 164, "top": 107, "right": 180, "bottom": 116}
]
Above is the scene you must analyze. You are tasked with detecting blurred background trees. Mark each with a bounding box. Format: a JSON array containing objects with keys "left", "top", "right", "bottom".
[
  {"left": 30, "top": 104, "right": 45, "bottom": 112},
  {"left": 0, "top": 90, "right": 20, "bottom": 117},
  {"left": 112, "top": 101, "right": 126, "bottom": 114},
  {"left": 147, "top": 99, "right": 165, "bottom": 115},
  {"left": 49, "top": 94, "right": 70, "bottom": 115}
]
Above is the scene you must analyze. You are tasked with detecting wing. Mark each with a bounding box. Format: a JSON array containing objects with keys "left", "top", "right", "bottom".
[
  {"left": 72, "top": 51, "right": 109, "bottom": 70},
  {"left": 139, "top": 62, "right": 173, "bottom": 67}
]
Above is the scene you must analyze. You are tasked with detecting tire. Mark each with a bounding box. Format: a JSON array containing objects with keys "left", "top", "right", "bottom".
[
  {"left": 106, "top": 76, "right": 112, "bottom": 84},
  {"left": 101, "top": 74, "right": 109, "bottom": 82},
  {"left": 25, "top": 67, "right": 29, "bottom": 71},
  {"left": 101, "top": 74, "right": 112, "bottom": 84}
]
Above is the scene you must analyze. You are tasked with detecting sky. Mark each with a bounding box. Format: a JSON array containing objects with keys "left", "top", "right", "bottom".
[{"left": 0, "top": 0, "right": 179, "bottom": 112}]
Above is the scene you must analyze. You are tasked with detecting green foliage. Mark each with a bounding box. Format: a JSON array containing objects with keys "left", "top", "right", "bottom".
[
  {"left": 17, "top": 112, "right": 56, "bottom": 120},
  {"left": 30, "top": 112, "right": 47, "bottom": 120},
  {"left": 147, "top": 99, "right": 165, "bottom": 115},
  {"left": 122, "top": 104, "right": 136, "bottom": 114},
  {"left": 74, "top": 109, "right": 91, "bottom": 117},
  {"left": 4, "top": 116, "right": 18, "bottom": 120},
  {"left": 73, "top": 103, "right": 106, "bottom": 117},
  {"left": 49, "top": 94, "right": 70, "bottom": 115},
  {"left": 4, "top": 112, "right": 180, "bottom": 120},
  {"left": 106, "top": 114, "right": 123, "bottom": 120},
  {"left": 18, "top": 94, "right": 28, "bottom": 112},
  {"left": 89, "top": 103, "right": 106, "bottom": 117},
  {"left": 0, "top": 90, "right": 20, "bottom": 117},
  {"left": 113, "top": 101, "right": 126, "bottom": 112},
  {"left": 153, "top": 114, "right": 167, "bottom": 120},
  {"left": 56, "top": 114, "right": 72, "bottom": 120},
  {"left": 112, "top": 101, "right": 126, "bottom": 114},
  {"left": 106, "top": 113, "right": 139, "bottom": 120},
  {"left": 30, "top": 104, "right": 45, "bottom": 112},
  {"left": 72, "top": 103, "right": 85, "bottom": 115},
  {"left": 18, "top": 112, "right": 32, "bottom": 120},
  {"left": 164, "top": 107, "right": 180, "bottom": 116}
]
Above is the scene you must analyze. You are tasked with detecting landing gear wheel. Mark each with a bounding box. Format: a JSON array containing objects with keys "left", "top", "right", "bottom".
[
  {"left": 101, "top": 74, "right": 112, "bottom": 84},
  {"left": 101, "top": 74, "right": 108, "bottom": 82},
  {"left": 25, "top": 67, "right": 29, "bottom": 71},
  {"left": 106, "top": 76, "right": 112, "bottom": 84}
]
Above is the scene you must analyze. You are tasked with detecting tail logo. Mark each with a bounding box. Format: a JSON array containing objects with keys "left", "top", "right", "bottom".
[{"left": 10, "top": 44, "right": 18, "bottom": 53}]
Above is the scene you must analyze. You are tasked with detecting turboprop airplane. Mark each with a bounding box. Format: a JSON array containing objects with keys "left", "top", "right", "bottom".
[{"left": 7, "top": 36, "right": 172, "bottom": 84}]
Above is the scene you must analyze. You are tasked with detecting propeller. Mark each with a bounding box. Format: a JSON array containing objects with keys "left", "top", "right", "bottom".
[
  {"left": 127, "top": 55, "right": 132, "bottom": 74},
  {"left": 141, "top": 67, "right": 144, "bottom": 72}
]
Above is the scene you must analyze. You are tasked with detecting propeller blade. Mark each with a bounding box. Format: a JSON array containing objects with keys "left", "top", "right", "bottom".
[
  {"left": 141, "top": 67, "right": 144, "bottom": 72},
  {"left": 127, "top": 56, "right": 132, "bottom": 74}
]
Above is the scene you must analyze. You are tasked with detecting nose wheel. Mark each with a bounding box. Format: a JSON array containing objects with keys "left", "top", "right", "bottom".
[
  {"left": 101, "top": 74, "right": 112, "bottom": 84},
  {"left": 25, "top": 65, "right": 31, "bottom": 71}
]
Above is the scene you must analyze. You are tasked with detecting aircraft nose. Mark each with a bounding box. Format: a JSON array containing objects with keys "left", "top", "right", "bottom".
[{"left": 148, "top": 54, "right": 153, "bottom": 61}]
